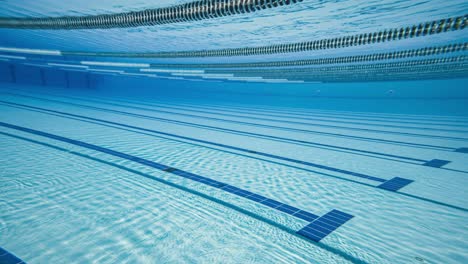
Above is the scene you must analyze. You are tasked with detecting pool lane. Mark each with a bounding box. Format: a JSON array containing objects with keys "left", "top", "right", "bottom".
[
  {"left": 9, "top": 88, "right": 468, "bottom": 163},
  {"left": 126, "top": 99, "right": 468, "bottom": 128},
  {"left": 1, "top": 91, "right": 463, "bottom": 152},
  {"left": 0, "top": 247, "right": 25, "bottom": 264},
  {"left": 1, "top": 99, "right": 467, "bottom": 213},
  {"left": 165, "top": 101, "right": 468, "bottom": 125},
  {"left": 0, "top": 94, "right": 436, "bottom": 164},
  {"left": 29, "top": 90, "right": 468, "bottom": 156},
  {"left": 1, "top": 92, "right": 467, "bottom": 264},
  {"left": 0, "top": 121, "right": 354, "bottom": 243},
  {"left": 2, "top": 91, "right": 463, "bottom": 162},
  {"left": 75, "top": 95, "right": 468, "bottom": 135},
  {"left": 11, "top": 86, "right": 468, "bottom": 128},
  {"left": 0, "top": 100, "right": 415, "bottom": 191},
  {"left": 0, "top": 132, "right": 355, "bottom": 264},
  {"left": 2, "top": 91, "right": 468, "bottom": 179}
]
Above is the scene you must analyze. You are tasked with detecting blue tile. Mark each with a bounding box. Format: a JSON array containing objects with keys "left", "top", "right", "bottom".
[
  {"left": 246, "top": 194, "right": 267, "bottom": 202},
  {"left": 455, "top": 147, "right": 468, "bottom": 153},
  {"left": 326, "top": 210, "right": 354, "bottom": 223},
  {"left": 222, "top": 189, "right": 239, "bottom": 195},
  {"left": 204, "top": 180, "right": 225, "bottom": 188},
  {"left": 313, "top": 218, "right": 341, "bottom": 229},
  {"left": 303, "top": 222, "right": 335, "bottom": 234},
  {"left": 305, "top": 217, "right": 338, "bottom": 230},
  {"left": 198, "top": 177, "right": 214, "bottom": 183},
  {"left": 192, "top": 176, "right": 210, "bottom": 183},
  {"left": 222, "top": 186, "right": 256, "bottom": 197},
  {"left": 297, "top": 228, "right": 326, "bottom": 242},
  {"left": 0, "top": 247, "right": 24, "bottom": 264},
  {"left": 378, "top": 177, "right": 414, "bottom": 191},
  {"left": 293, "top": 210, "right": 319, "bottom": 222},
  {"left": 182, "top": 174, "right": 196, "bottom": 180},
  {"left": 325, "top": 214, "right": 352, "bottom": 225},
  {"left": 235, "top": 189, "right": 254, "bottom": 197},
  {"left": 328, "top": 209, "right": 354, "bottom": 219},
  {"left": 218, "top": 182, "right": 228, "bottom": 188},
  {"left": 259, "top": 199, "right": 283, "bottom": 208},
  {"left": 198, "top": 178, "right": 215, "bottom": 184},
  {"left": 163, "top": 167, "right": 177, "bottom": 173},
  {"left": 276, "top": 204, "right": 300, "bottom": 215},
  {"left": 181, "top": 173, "right": 196, "bottom": 179},
  {"left": 301, "top": 225, "right": 330, "bottom": 237},
  {"left": 221, "top": 185, "right": 241, "bottom": 193},
  {"left": 297, "top": 209, "right": 354, "bottom": 242},
  {"left": 423, "top": 159, "right": 451, "bottom": 168}
]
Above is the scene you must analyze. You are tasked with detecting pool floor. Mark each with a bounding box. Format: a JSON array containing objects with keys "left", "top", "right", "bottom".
[{"left": 0, "top": 84, "right": 467, "bottom": 263}]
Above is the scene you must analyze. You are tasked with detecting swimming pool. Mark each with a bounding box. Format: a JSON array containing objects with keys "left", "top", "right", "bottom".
[{"left": 0, "top": 1, "right": 467, "bottom": 263}]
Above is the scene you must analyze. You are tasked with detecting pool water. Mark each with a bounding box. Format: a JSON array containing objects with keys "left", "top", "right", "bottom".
[{"left": 0, "top": 1, "right": 467, "bottom": 264}]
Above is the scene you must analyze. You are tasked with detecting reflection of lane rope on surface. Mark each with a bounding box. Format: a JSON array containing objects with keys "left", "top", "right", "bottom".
[
  {"left": 0, "top": 0, "right": 304, "bottom": 29},
  {"left": 199, "top": 57, "right": 468, "bottom": 82},
  {"left": 204, "top": 56, "right": 468, "bottom": 73},
  {"left": 147, "top": 43, "right": 468, "bottom": 68},
  {"left": 55, "top": 15, "right": 468, "bottom": 58}
]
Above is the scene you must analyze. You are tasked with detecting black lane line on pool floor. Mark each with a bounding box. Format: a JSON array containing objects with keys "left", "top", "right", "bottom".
[
  {"left": 49, "top": 90, "right": 468, "bottom": 141},
  {"left": 130, "top": 100, "right": 468, "bottom": 129},
  {"left": 204, "top": 104, "right": 468, "bottom": 124},
  {"left": 455, "top": 147, "right": 468, "bottom": 153},
  {"left": 58, "top": 96, "right": 458, "bottom": 170},
  {"left": 0, "top": 100, "right": 418, "bottom": 192},
  {"left": 1, "top": 92, "right": 462, "bottom": 152},
  {"left": 156, "top": 97, "right": 468, "bottom": 122},
  {"left": 14, "top": 87, "right": 468, "bottom": 128},
  {"left": 215, "top": 106, "right": 468, "bottom": 127},
  {"left": 1, "top": 103, "right": 467, "bottom": 212},
  {"left": 2, "top": 91, "right": 459, "bottom": 158},
  {"left": 132, "top": 95, "right": 468, "bottom": 125},
  {"left": 22, "top": 89, "right": 468, "bottom": 157},
  {"left": 2, "top": 93, "right": 431, "bottom": 165},
  {"left": 0, "top": 247, "right": 25, "bottom": 264},
  {"left": 0, "top": 121, "right": 354, "bottom": 244},
  {"left": 13, "top": 92, "right": 468, "bottom": 142},
  {"left": 0, "top": 131, "right": 365, "bottom": 264},
  {"left": 83, "top": 96, "right": 468, "bottom": 134}
]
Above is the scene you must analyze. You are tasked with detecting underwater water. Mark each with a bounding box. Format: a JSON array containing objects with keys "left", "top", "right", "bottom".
[{"left": 0, "top": 1, "right": 467, "bottom": 264}]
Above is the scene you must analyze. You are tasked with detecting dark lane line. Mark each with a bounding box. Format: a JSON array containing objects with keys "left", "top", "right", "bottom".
[
  {"left": 195, "top": 100, "right": 468, "bottom": 121},
  {"left": 0, "top": 247, "right": 26, "bottom": 264},
  {"left": 1, "top": 102, "right": 466, "bottom": 212},
  {"left": 13, "top": 87, "right": 468, "bottom": 127},
  {"left": 0, "top": 122, "right": 356, "bottom": 243},
  {"left": 99, "top": 98, "right": 468, "bottom": 133},
  {"left": 0, "top": 100, "right": 404, "bottom": 184},
  {"left": 1, "top": 92, "right": 457, "bottom": 152},
  {"left": 168, "top": 100, "right": 468, "bottom": 126},
  {"left": 0, "top": 102, "right": 403, "bottom": 188},
  {"left": 18, "top": 89, "right": 467, "bottom": 132},
  {"left": 0, "top": 131, "right": 364, "bottom": 264},
  {"left": 16, "top": 92, "right": 468, "bottom": 141},
  {"left": 0, "top": 100, "right": 426, "bottom": 167},
  {"left": 2, "top": 94, "right": 460, "bottom": 167}
]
